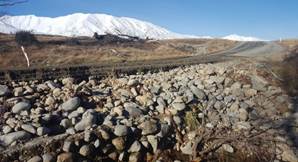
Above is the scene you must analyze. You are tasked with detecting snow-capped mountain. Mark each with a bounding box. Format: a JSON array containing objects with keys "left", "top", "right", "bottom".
[
  {"left": 0, "top": 13, "right": 197, "bottom": 39},
  {"left": 0, "top": 13, "right": 264, "bottom": 41},
  {"left": 222, "top": 34, "right": 263, "bottom": 42}
]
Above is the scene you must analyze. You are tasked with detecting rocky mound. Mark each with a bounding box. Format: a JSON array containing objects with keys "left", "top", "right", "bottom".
[{"left": 0, "top": 60, "right": 297, "bottom": 162}]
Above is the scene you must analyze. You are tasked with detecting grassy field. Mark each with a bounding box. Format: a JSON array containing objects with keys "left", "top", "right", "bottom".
[{"left": 0, "top": 33, "right": 236, "bottom": 69}]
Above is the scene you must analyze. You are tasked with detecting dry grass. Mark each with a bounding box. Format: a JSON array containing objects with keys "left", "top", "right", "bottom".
[
  {"left": 0, "top": 33, "right": 236, "bottom": 69},
  {"left": 271, "top": 52, "right": 298, "bottom": 97}
]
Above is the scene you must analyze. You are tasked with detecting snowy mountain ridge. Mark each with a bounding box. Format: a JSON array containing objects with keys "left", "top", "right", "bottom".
[
  {"left": 0, "top": 13, "right": 196, "bottom": 39},
  {"left": 0, "top": 13, "right": 263, "bottom": 41}
]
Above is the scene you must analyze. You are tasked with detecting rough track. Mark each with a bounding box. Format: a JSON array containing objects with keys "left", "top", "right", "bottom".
[{"left": 0, "top": 41, "right": 285, "bottom": 82}]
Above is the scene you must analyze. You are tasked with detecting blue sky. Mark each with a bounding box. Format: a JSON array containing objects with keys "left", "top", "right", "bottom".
[{"left": 1, "top": 0, "right": 298, "bottom": 40}]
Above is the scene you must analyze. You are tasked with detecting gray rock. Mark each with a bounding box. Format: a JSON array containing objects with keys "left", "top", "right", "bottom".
[
  {"left": 118, "top": 89, "right": 132, "bottom": 98},
  {"left": 53, "top": 88, "right": 61, "bottom": 97},
  {"left": 214, "top": 101, "right": 224, "bottom": 110},
  {"left": 0, "top": 131, "right": 32, "bottom": 146},
  {"left": 0, "top": 85, "right": 10, "bottom": 96},
  {"left": 234, "top": 122, "right": 251, "bottom": 130},
  {"left": 45, "top": 96, "right": 55, "bottom": 106},
  {"left": 62, "top": 77, "right": 74, "bottom": 85},
  {"left": 244, "top": 89, "right": 257, "bottom": 97},
  {"left": 74, "top": 110, "right": 98, "bottom": 131},
  {"left": 63, "top": 140, "right": 76, "bottom": 152},
  {"left": 129, "top": 152, "right": 141, "bottom": 162},
  {"left": 37, "top": 127, "right": 51, "bottom": 136},
  {"left": 108, "top": 152, "right": 118, "bottom": 161},
  {"left": 151, "top": 85, "right": 161, "bottom": 94},
  {"left": 68, "top": 110, "right": 81, "bottom": 119},
  {"left": 42, "top": 153, "right": 55, "bottom": 162},
  {"left": 118, "top": 151, "right": 128, "bottom": 161},
  {"left": 127, "top": 79, "right": 139, "bottom": 86},
  {"left": 222, "top": 144, "right": 234, "bottom": 153},
  {"left": 114, "top": 125, "right": 129, "bottom": 136},
  {"left": 172, "top": 102, "right": 186, "bottom": 111},
  {"left": 79, "top": 144, "right": 94, "bottom": 157},
  {"left": 180, "top": 141, "right": 193, "bottom": 155},
  {"left": 94, "top": 139, "right": 101, "bottom": 148},
  {"left": 184, "top": 89, "right": 194, "bottom": 103},
  {"left": 2, "top": 125, "right": 12, "bottom": 134},
  {"left": 231, "top": 82, "right": 242, "bottom": 90},
  {"left": 239, "top": 102, "right": 249, "bottom": 109},
  {"left": 281, "top": 148, "right": 298, "bottom": 162},
  {"left": 238, "top": 108, "right": 248, "bottom": 121},
  {"left": 100, "top": 129, "right": 111, "bottom": 140},
  {"left": 189, "top": 85, "right": 206, "bottom": 100},
  {"left": 139, "top": 120, "right": 159, "bottom": 135},
  {"left": 173, "top": 116, "right": 182, "bottom": 125},
  {"left": 112, "top": 137, "right": 125, "bottom": 150},
  {"left": 21, "top": 124, "right": 36, "bottom": 134},
  {"left": 28, "top": 156, "right": 42, "bottom": 162},
  {"left": 12, "top": 102, "right": 31, "bottom": 114},
  {"left": 57, "top": 153, "right": 74, "bottom": 162},
  {"left": 66, "top": 127, "right": 76, "bottom": 135},
  {"left": 14, "top": 87, "right": 23, "bottom": 96},
  {"left": 157, "top": 97, "right": 166, "bottom": 107},
  {"left": 61, "top": 97, "right": 80, "bottom": 112},
  {"left": 84, "top": 130, "right": 96, "bottom": 142},
  {"left": 157, "top": 124, "right": 171, "bottom": 137},
  {"left": 124, "top": 103, "right": 143, "bottom": 118},
  {"left": 147, "top": 135, "right": 158, "bottom": 153},
  {"left": 251, "top": 75, "right": 268, "bottom": 92},
  {"left": 128, "top": 140, "right": 142, "bottom": 153},
  {"left": 46, "top": 81, "right": 60, "bottom": 89},
  {"left": 60, "top": 119, "right": 72, "bottom": 128}
]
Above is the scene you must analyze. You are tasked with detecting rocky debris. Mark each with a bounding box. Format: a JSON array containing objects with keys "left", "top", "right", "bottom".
[
  {"left": 128, "top": 140, "right": 142, "bottom": 153},
  {"left": 57, "top": 153, "right": 74, "bottom": 162},
  {"left": 79, "top": 144, "right": 94, "bottom": 157},
  {"left": 12, "top": 102, "right": 31, "bottom": 114},
  {"left": 0, "top": 61, "right": 296, "bottom": 162},
  {"left": 27, "top": 156, "right": 42, "bottom": 162},
  {"left": 221, "top": 144, "right": 234, "bottom": 153},
  {"left": 21, "top": 124, "right": 36, "bottom": 134},
  {"left": 124, "top": 102, "right": 144, "bottom": 118},
  {"left": 0, "top": 131, "right": 31, "bottom": 146},
  {"left": 114, "top": 125, "right": 129, "bottom": 136},
  {"left": 42, "top": 153, "right": 55, "bottom": 162},
  {"left": 0, "top": 85, "right": 10, "bottom": 96},
  {"left": 74, "top": 109, "right": 99, "bottom": 131},
  {"left": 139, "top": 120, "right": 159, "bottom": 135},
  {"left": 61, "top": 97, "right": 81, "bottom": 112},
  {"left": 112, "top": 137, "right": 126, "bottom": 150}
]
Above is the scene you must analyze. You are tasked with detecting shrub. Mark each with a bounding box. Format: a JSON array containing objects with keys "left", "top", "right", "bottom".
[
  {"left": 15, "top": 30, "right": 38, "bottom": 46},
  {"left": 65, "top": 38, "right": 80, "bottom": 46}
]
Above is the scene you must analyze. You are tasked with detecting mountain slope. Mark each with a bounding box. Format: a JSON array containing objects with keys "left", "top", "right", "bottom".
[{"left": 0, "top": 13, "right": 195, "bottom": 39}]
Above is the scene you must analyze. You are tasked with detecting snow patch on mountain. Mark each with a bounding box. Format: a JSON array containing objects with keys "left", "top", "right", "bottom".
[
  {"left": 0, "top": 13, "right": 198, "bottom": 39},
  {"left": 222, "top": 34, "right": 263, "bottom": 42}
]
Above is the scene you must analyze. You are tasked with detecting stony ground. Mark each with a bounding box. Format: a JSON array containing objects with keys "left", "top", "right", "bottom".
[{"left": 0, "top": 60, "right": 297, "bottom": 162}]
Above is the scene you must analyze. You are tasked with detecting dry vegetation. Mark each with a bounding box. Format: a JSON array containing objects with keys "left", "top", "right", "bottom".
[
  {"left": 0, "top": 33, "right": 236, "bottom": 69},
  {"left": 271, "top": 49, "right": 298, "bottom": 97}
]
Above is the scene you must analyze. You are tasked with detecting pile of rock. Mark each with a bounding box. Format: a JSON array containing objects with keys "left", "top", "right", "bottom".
[{"left": 0, "top": 61, "right": 297, "bottom": 162}]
